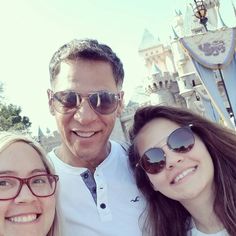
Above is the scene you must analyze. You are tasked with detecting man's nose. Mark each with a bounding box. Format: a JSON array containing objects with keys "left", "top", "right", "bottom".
[{"left": 73, "top": 98, "right": 98, "bottom": 124}]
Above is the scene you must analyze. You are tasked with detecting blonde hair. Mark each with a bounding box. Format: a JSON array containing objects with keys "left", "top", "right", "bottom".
[{"left": 0, "top": 131, "right": 62, "bottom": 236}]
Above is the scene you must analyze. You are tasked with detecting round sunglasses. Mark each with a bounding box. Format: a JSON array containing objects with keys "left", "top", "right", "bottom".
[
  {"left": 136, "top": 125, "right": 195, "bottom": 174},
  {"left": 49, "top": 90, "right": 121, "bottom": 115}
]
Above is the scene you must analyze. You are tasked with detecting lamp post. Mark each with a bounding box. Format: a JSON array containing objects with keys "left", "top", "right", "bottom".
[{"left": 191, "top": 0, "right": 208, "bottom": 31}]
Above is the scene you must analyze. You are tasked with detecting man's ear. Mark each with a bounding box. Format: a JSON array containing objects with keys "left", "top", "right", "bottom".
[
  {"left": 116, "top": 91, "right": 124, "bottom": 117},
  {"left": 47, "top": 89, "right": 55, "bottom": 116}
]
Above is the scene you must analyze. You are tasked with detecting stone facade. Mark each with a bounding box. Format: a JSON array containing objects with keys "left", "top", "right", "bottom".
[{"left": 117, "top": 0, "right": 233, "bottom": 142}]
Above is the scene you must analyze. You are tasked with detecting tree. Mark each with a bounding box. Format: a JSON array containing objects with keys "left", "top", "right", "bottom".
[
  {"left": 0, "top": 82, "right": 32, "bottom": 133},
  {"left": 0, "top": 103, "right": 32, "bottom": 133}
]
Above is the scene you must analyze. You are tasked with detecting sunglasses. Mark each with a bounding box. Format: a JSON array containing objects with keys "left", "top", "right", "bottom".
[
  {"left": 136, "top": 125, "right": 195, "bottom": 174},
  {"left": 49, "top": 90, "right": 121, "bottom": 115}
]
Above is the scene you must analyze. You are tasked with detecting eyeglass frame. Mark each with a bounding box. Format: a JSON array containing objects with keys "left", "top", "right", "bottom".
[
  {"left": 136, "top": 124, "right": 194, "bottom": 174},
  {"left": 0, "top": 174, "right": 59, "bottom": 201},
  {"left": 48, "top": 89, "right": 122, "bottom": 115}
]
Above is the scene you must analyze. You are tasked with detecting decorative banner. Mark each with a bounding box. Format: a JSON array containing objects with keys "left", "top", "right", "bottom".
[
  {"left": 180, "top": 27, "right": 236, "bottom": 129},
  {"left": 194, "top": 85, "right": 220, "bottom": 123},
  {"left": 192, "top": 59, "right": 234, "bottom": 129},
  {"left": 180, "top": 28, "right": 236, "bottom": 69}
]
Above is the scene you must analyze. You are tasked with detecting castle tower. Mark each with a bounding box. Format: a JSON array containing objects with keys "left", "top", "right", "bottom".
[
  {"left": 182, "top": 0, "right": 220, "bottom": 34},
  {"left": 172, "top": 10, "right": 185, "bottom": 37},
  {"left": 144, "top": 63, "right": 175, "bottom": 106},
  {"left": 203, "top": 0, "right": 219, "bottom": 28}
]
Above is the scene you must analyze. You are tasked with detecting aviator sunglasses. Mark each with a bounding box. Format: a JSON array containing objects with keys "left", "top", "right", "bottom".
[
  {"left": 136, "top": 125, "right": 195, "bottom": 174},
  {"left": 49, "top": 90, "right": 121, "bottom": 115}
]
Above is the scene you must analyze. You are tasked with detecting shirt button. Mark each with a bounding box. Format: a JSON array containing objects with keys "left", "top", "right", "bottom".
[
  {"left": 100, "top": 203, "right": 106, "bottom": 209},
  {"left": 83, "top": 173, "right": 89, "bottom": 178}
]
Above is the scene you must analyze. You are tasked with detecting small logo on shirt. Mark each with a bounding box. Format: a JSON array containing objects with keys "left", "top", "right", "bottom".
[{"left": 130, "top": 196, "right": 140, "bottom": 202}]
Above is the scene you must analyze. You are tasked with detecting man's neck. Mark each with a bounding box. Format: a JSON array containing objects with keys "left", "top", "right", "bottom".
[{"left": 54, "top": 142, "right": 111, "bottom": 172}]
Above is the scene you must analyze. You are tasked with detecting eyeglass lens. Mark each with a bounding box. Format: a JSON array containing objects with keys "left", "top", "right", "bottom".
[
  {"left": 0, "top": 175, "right": 57, "bottom": 200},
  {"left": 53, "top": 91, "right": 119, "bottom": 114},
  {"left": 140, "top": 127, "right": 195, "bottom": 174}
]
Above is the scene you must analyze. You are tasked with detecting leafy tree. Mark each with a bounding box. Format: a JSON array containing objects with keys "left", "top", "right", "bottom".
[
  {"left": 0, "top": 82, "right": 32, "bottom": 133},
  {"left": 0, "top": 103, "right": 32, "bottom": 133}
]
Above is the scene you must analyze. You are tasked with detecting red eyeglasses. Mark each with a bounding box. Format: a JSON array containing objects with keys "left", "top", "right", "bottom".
[{"left": 0, "top": 174, "right": 59, "bottom": 200}]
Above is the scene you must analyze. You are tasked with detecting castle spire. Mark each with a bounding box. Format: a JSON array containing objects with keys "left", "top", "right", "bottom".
[
  {"left": 232, "top": 0, "right": 236, "bottom": 17},
  {"left": 138, "top": 29, "right": 160, "bottom": 51},
  {"left": 171, "top": 26, "right": 179, "bottom": 40}
]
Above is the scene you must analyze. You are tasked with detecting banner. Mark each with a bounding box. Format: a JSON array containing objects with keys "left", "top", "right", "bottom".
[
  {"left": 180, "top": 28, "right": 236, "bottom": 128},
  {"left": 180, "top": 28, "right": 236, "bottom": 69}
]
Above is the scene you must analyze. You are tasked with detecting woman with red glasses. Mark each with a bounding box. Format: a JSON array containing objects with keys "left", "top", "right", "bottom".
[
  {"left": 128, "top": 105, "right": 236, "bottom": 236},
  {"left": 0, "top": 132, "right": 61, "bottom": 236}
]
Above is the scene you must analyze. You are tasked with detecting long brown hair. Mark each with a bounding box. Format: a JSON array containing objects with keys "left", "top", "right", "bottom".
[{"left": 128, "top": 105, "right": 236, "bottom": 236}]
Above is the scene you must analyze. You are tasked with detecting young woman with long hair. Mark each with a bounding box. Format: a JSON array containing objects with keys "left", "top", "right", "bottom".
[{"left": 129, "top": 105, "right": 236, "bottom": 236}]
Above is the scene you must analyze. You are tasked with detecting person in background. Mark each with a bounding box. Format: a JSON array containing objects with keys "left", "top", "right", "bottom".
[
  {"left": 47, "top": 39, "right": 145, "bottom": 236},
  {"left": 129, "top": 105, "right": 236, "bottom": 236},
  {"left": 0, "top": 132, "right": 61, "bottom": 236}
]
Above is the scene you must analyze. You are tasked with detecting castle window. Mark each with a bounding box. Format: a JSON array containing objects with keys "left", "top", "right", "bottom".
[
  {"left": 159, "top": 81, "right": 163, "bottom": 88},
  {"left": 192, "top": 80, "right": 196, "bottom": 87}
]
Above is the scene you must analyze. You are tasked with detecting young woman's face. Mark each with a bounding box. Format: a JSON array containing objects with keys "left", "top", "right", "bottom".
[
  {"left": 136, "top": 118, "right": 215, "bottom": 205},
  {"left": 0, "top": 141, "right": 56, "bottom": 236}
]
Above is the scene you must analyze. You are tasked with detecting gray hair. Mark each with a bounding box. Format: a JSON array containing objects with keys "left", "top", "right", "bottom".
[{"left": 49, "top": 39, "right": 124, "bottom": 89}]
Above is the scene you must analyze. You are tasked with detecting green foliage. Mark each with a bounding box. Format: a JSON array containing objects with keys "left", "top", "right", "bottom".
[
  {"left": 0, "top": 82, "right": 32, "bottom": 133},
  {"left": 0, "top": 103, "right": 32, "bottom": 133}
]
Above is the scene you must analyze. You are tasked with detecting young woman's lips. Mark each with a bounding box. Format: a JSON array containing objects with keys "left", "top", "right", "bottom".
[
  {"left": 6, "top": 213, "right": 40, "bottom": 223},
  {"left": 171, "top": 166, "right": 198, "bottom": 184}
]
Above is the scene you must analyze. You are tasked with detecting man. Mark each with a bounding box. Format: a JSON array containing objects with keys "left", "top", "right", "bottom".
[{"left": 47, "top": 39, "right": 145, "bottom": 236}]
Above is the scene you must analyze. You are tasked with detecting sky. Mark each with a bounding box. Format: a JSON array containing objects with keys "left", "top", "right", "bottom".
[{"left": 0, "top": 0, "right": 235, "bottom": 135}]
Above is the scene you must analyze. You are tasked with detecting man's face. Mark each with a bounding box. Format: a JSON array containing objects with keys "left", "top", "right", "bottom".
[{"left": 48, "top": 59, "right": 124, "bottom": 168}]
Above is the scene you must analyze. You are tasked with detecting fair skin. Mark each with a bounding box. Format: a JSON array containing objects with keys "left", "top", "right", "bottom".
[
  {"left": 136, "top": 118, "right": 223, "bottom": 233},
  {"left": 48, "top": 59, "right": 123, "bottom": 170},
  {"left": 0, "top": 141, "right": 56, "bottom": 236}
]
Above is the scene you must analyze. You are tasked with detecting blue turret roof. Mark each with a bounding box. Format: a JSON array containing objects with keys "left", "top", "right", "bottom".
[
  {"left": 151, "top": 63, "right": 162, "bottom": 76},
  {"left": 139, "top": 29, "right": 161, "bottom": 51}
]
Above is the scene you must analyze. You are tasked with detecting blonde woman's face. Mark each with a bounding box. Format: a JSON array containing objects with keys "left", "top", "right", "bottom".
[{"left": 0, "top": 142, "right": 56, "bottom": 236}]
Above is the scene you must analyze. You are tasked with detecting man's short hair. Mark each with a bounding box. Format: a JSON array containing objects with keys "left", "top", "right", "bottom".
[{"left": 49, "top": 39, "right": 124, "bottom": 88}]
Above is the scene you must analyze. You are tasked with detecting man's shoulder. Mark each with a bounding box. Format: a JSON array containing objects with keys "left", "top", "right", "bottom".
[
  {"left": 47, "top": 147, "right": 61, "bottom": 167},
  {"left": 111, "top": 140, "right": 130, "bottom": 152},
  {"left": 47, "top": 148, "right": 56, "bottom": 159}
]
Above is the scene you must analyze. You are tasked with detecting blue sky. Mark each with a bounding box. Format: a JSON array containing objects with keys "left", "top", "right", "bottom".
[{"left": 0, "top": 0, "right": 235, "bottom": 135}]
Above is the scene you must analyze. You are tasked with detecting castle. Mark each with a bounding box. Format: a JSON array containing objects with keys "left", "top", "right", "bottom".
[
  {"left": 38, "top": 0, "right": 236, "bottom": 151},
  {"left": 118, "top": 0, "right": 236, "bottom": 142}
]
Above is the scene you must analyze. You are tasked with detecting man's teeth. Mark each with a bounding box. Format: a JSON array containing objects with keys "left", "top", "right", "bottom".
[
  {"left": 74, "top": 131, "right": 95, "bottom": 138},
  {"left": 8, "top": 214, "right": 37, "bottom": 223},
  {"left": 173, "top": 167, "right": 196, "bottom": 184}
]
